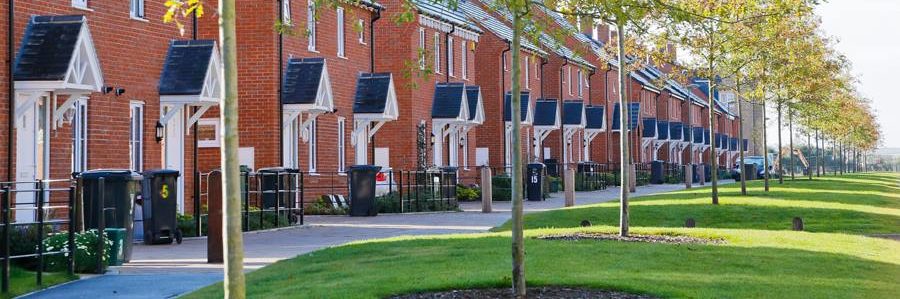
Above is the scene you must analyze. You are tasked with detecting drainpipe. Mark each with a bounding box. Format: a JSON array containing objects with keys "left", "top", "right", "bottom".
[
  {"left": 605, "top": 67, "right": 611, "bottom": 163},
  {"left": 445, "top": 26, "right": 455, "bottom": 82},
  {"left": 559, "top": 59, "right": 568, "bottom": 166},
  {"left": 192, "top": 7, "right": 201, "bottom": 237},
  {"left": 278, "top": 0, "right": 285, "bottom": 166},
  {"left": 6, "top": 0, "right": 13, "bottom": 183},
  {"left": 586, "top": 68, "right": 595, "bottom": 162},
  {"left": 539, "top": 57, "right": 547, "bottom": 99},
  {"left": 501, "top": 42, "right": 510, "bottom": 166},
  {"left": 369, "top": 7, "right": 382, "bottom": 165}
]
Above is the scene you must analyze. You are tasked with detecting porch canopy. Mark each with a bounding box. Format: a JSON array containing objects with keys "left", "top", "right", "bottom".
[
  {"left": 281, "top": 57, "right": 334, "bottom": 141},
  {"left": 431, "top": 82, "right": 471, "bottom": 167},
  {"left": 562, "top": 100, "right": 585, "bottom": 164},
  {"left": 14, "top": 15, "right": 104, "bottom": 129},
  {"left": 504, "top": 91, "right": 532, "bottom": 125},
  {"left": 532, "top": 99, "right": 560, "bottom": 160},
  {"left": 158, "top": 40, "right": 223, "bottom": 130},
  {"left": 583, "top": 105, "right": 605, "bottom": 146},
  {"left": 611, "top": 102, "right": 640, "bottom": 132},
  {"left": 352, "top": 72, "right": 399, "bottom": 147}
]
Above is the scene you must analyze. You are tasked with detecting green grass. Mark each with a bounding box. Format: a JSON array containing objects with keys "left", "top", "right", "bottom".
[
  {"left": 1, "top": 267, "right": 75, "bottom": 299},
  {"left": 185, "top": 173, "right": 900, "bottom": 298},
  {"left": 186, "top": 227, "right": 900, "bottom": 298},
  {"left": 494, "top": 173, "right": 900, "bottom": 234}
]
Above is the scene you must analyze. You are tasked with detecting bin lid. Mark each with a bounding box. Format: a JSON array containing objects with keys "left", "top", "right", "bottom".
[
  {"left": 527, "top": 163, "right": 545, "bottom": 168},
  {"left": 257, "top": 167, "right": 300, "bottom": 174},
  {"left": 439, "top": 166, "right": 458, "bottom": 172},
  {"left": 142, "top": 169, "right": 180, "bottom": 178},
  {"left": 348, "top": 165, "right": 382, "bottom": 172},
  {"left": 79, "top": 169, "right": 143, "bottom": 180}
]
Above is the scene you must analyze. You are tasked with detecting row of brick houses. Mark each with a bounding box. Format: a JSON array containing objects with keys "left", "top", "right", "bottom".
[{"left": 1, "top": 0, "right": 756, "bottom": 221}]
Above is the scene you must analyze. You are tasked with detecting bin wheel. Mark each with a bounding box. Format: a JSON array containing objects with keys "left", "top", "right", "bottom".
[
  {"left": 174, "top": 229, "right": 183, "bottom": 244},
  {"left": 289, "top": 213, "right": 298, "bottom": 224}
]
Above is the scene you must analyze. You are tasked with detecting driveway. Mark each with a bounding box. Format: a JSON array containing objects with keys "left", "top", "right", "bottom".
[{"left": 22, "top": 181, "right": 725, "bottom": 298}]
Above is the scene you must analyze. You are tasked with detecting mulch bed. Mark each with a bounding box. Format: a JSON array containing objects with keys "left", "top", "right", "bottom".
[
  {"left": 536, "top": 233, "right": 726, "bottom": 245},
  {"left": 389, "top": 287, "right": 657, "bottom": 299}
]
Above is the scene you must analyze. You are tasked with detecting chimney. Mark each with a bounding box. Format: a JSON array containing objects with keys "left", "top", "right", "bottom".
[
  {"left": 597, "top": 23, "right": 610, "bottom": 44},
  {"left": 579, "top": 17, "right": 594, "bottom": 38}
]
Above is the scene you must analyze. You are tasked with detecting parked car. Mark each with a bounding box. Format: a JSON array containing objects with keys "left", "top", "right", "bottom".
[{"left": 732, "top": 155, "right": 779, "bottom": 180}]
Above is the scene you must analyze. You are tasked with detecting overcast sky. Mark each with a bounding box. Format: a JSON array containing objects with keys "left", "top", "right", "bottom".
[{"left": 792, "top": 0, "right": 900, "bottom": 148}]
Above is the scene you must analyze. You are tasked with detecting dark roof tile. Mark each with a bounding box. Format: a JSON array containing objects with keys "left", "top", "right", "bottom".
[
  {"left": 14, "top": 15, "right": 85, "bottom": 81},
  {"left": 159, "top": 40, "right": 216, "bottom": 96}
]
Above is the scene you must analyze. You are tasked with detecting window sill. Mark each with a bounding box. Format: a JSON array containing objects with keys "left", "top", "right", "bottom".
[
  {"left": 130, "top": 16, "right": 150, "bottom": 23},
  {"left": 72, "top": 6, "right": 94, "bottom": 12},
  {"left": 337, "top": 55, "right": 348, "bottom": 60},
  {"left": 308, "top": 49, "right": 319, "bottom": 53},
  {"left": 307, "top": 172, "right": 320, "bottom": 176}
]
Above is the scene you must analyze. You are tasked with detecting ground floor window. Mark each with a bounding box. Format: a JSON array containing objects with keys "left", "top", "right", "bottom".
[
  {"left": 72, "top": 98, "right": 88, "bottom": 173},
  {"left": 308, "top": 119, "right": 317, "bottom": 172},
  {"left": 337, "top": 117, "right": 346, "bottom": 172},
  {"left": 130, "top": 102, "right": 143, "bottom": 172}
]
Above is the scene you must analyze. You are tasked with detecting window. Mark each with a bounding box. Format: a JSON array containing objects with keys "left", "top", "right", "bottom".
[
  {"left": 130, "top": 0, "right": 145, "bottom": 19},
  {"left": 447, "top": 37, "right": 454, "bottom": 77},
  {"left": 283, "top": 115, "right": 299, "bottom": 168},
  {"left": 307, "top": 119, "right": 317, "bottom": 172},
  {"left": 418, "top": 28, "right": 425, "bottom": 70},
  {"left": 577, "top": 69, "right": 583, "bottom": 97},
  {"left": 524, "top": 55, "right": 529, "bottom": 89},
  {"left": 567, "top": 66, "right": 573, "bottom": 95},
  {"left": 337, "top": 118, "right": 346, "bottom": 172},
  {"left": 337, "top": 8, "right": 345, "bottom": 57},
  {"left": 535, "top": 58, "right": 540, "bottom": 80},
  {"left": 307, "top": 0, "right": 316, "bottom": 51},
  {"left": 462, "top": 133, "right": 469, "bottom": 169},
  {"left": 72, "top": 0, "right": 88, "bottom": 9},
  {"left": 433, "top": 33, "right": 441, "bottom": 73},
  {"left": 197, "top": 119, "right": 220, "bottom": 148},
  {"left": 72, "top": 99, "right": 88, "bottom": 173},
  {"left": 282, "top": 0, "right": 291, "bottom": 23},
  {"left": 129, "top": 102, "right": 144, "bottom": 172},
  {"left": 358, "top": 19, "right": 366, "bottom": 44},
  {"left": 461, "top": 42, "right": 467, "bottom": 79}
]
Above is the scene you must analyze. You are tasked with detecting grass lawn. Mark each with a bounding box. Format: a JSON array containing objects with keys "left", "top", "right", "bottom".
[
  {"left": 186, "top": 227, "right": 900, "bottom": 298},
  {"left": 1, "top": 266, "right": 75, "bottom": 299},
  {"left": 494, "top": 173, "right": 900, "bottom": 234}
]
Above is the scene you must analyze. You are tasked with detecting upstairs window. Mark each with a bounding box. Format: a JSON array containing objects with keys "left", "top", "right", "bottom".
[
  {"left": 418, "top": 28, "right": 426, "bottom": 70},
  {"left": 524, "top": 56, "right": 529, "bottom": 89},
  {"left": 337, "top": 8, "right": 345, "bottom": 57},
  {"left": 72, "top": 0, "right": 88, "bottom": 9},
  {"left": 358, "top": 19, "right": 366, "bottom": 44},
  {"left": 448, "top": 37, "right": 454, "bottom": 77},
  {"left": 433, "top": 33, "right": 441, "bottom": 73},
  {"left": 567, "top": 66, "right": 573, "bottom": 95},
  {"left": 307, "top": 0, "right": 317, "bottom": 51},
  {"left": 461, "top": 41, "right": 468, "bottom": 79},
  {"left": 130, "top": 0, "right": 145, "bottom": 19},
  {"left": 281, "top": 0, "right": 291, "bottom": 23}
]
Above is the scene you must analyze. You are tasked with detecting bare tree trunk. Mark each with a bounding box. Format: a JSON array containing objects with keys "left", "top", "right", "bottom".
[
  {"left": 509, "top": 12, "right": 526, "bottom": 299},
  {"left": 707, "top": 75, "right": 718, "bottom": 204},
  {"left": 737, "top": 80, "right": 746, "bottom": 195},
  {"left": 219, "top": 0, "right": 246, "bottom": 297},
  {"left": 617, "top": 24, "right": 630, "bottom": 236}
]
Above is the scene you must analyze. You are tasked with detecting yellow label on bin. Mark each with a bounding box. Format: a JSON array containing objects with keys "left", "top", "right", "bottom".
[{"left": 161, "top": 184, "right": 170, "bottom": 199}]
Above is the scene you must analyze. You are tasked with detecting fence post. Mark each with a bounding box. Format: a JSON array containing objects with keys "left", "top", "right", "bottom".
[
  {"left": 36, "top": 181, "right": 44, "bottom": 286},
  {"left": 299, "top": 172, "right": 304, "bottom": 226},
  {"left": 565, "top": 169, "right": 575, "bottom": 207},
  {"left": 1, "top": 185, "right": 10, "bottom": 293},
  {"left": 67, "top": 183, "right": 76, "bottom": 276},
  {"left": 96, "top": 178, "right": 106, "bottom": 274},
  {"left": 194, "top": 170, "right": 201, "bottom": 237},
  {"left": 480, "top": 167, "right": 492, "bottom": 213}
]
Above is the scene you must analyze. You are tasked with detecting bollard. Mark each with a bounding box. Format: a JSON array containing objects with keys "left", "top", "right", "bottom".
[
  {"left": 684, "top": 165, "right": 692, "bottom": 189},
  {"left": 480, "top": 167, "right": 492, "bottom": 213},
  {"left": 564, "top": 169, "right": 575, "bottom": 207},
  {"left": 699, "top": 165, "right": 706, "bottom": 185},
  {"left": 792, "top": 217, "right": 804, "bottom": 231},
  {"left": 685, "top": 218, "right": 696, "bottom": 228},
  {"left": 207, "top": 171, "right": 224, "bottom": 263}
]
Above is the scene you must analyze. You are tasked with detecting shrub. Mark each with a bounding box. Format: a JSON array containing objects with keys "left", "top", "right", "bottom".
[
  {"left": 305, "top": 196, "right": 348, "bottom": 215},
  {"left": 456, "top": 184, "right": 481, "bottom": 201},
  {"left": 42, "top": 230, "right": 112, "bottom": 273},
  {"left": 177, "top": 213, "right": 198, "bottom": 237},
  {"left": 546, "top": 176, "right": 561, "bottom": 193},
  {"left": 574, "top": 173, "right": 604, "bottom": 191},
  {"left": 491, "top": 175, "right": 512, "bottom": 201}
]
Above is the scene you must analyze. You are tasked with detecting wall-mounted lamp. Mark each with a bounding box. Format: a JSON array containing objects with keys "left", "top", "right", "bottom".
[
  {"left": 430, "top": 133, "right": 436, "bottom": 146},
  {"left": 155, "top": 121, "right": 165, "bottom": 143},
  {"left": 102, "top": 86, "right": 114, "bottom": 94},
  {"left": 115, "top": 88, "right": 126, "bottom": 96}
]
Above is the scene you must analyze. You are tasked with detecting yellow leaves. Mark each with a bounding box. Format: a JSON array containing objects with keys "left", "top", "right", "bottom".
[{"left": 163, "top": 0, "right": 206, "bottom": 36}]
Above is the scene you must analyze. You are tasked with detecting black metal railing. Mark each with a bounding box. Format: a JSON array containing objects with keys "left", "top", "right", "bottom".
[
  {"left": 1, "top": 179, "right": 77, "bottom": 293},
  {"left": 375, "top": 169, "right": 459, "bottom": 213},
  {"left": 194, "top": 170, "right": 304, "bottom": 237}
]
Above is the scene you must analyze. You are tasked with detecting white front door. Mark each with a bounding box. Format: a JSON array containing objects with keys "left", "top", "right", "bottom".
[
  {"left": 162, "top": 105, "right": 185, "bottom": 214},
  {"left": 15, "top": 94, "right": 50, "bottom": 222},
  {"left": 354, "top": 123, "right": 368, "bottom": 165}
]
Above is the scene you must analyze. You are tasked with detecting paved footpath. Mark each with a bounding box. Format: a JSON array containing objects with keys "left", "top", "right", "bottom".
[{"left": 23, "top": 181, "right": 726, "bottom": 298}]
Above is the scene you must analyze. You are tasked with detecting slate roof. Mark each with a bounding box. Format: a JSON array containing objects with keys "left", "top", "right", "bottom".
[
  {"left": 535, "top": 5, "right": 605, "bottom": 58},
  {"left": 159, "top": 40, "right": 216, "bottom": 96},
  {"left": 585, "top": 105, "right": 605, "bottom": 130},
  {"left": 465, "top": 85, "right": 481, "bottom": 121},
  {"left": 670, "top": 122, "right": 682, "bottom": 140},
  {"left": 14, "top": 15, "right": 85, "bottom": 81},
  {"left": 432, "top": 82, "right": 467, "bottom": 119},
  {"left": 562, "top": 100, "right": 584, "bottom": 126},
  {"left": 412, "top": 0, "right": 482, "bottom": 33},
  {"left": 631, "top": 71, "right": 659, "bottom": 92},
  {"left": 281, "top": 57, "right": 324, "bottom": 105},
  {"left": 353, "top": 73, "right": 392, "bottom": 114},
  {"left": 459, "top": 1, "right": 546, "bottom": 55},
  {"left": 533, "top": 99, "right": 559, "bottom": 127},
  {"left": 612, "top": 102, "right": 640, "bottom": 130},
  {"left": 657, "top": 121, "right": 669, "bottom": 140},
  {"left": 503, "top": 91, "right": 530, "bottom": 122},
  {"left": 642, "top": 118, "right": 657, "bottom": 138}
]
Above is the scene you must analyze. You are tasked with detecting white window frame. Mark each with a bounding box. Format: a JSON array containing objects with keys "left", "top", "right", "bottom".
[
  {"left": 72, "top": 0, "right": 88, "bottom": 9},
  {"left": 463, "top": 132, "right": 469, "bottom": 169},
  {"left": 524, "top": 55, "right": 530, "bottom": 89},
  {"left": 282, "top": 0, "right": 292, "bottom": 23},
  {"left": 535, "top": 58, "right": 540, "bottom": 80},
  {"left": 433, "top": 33, "right": 441, "bottom": 74},
  {"left": 283, "top": 115, "right": 299, "bottom": 168},
  {"left": 197, "top": 118, "right": 221, "bottom": 148},
  {"left": 307, "top": 118, "right": 317, "bottom": 172},
  {"left": 358, "top": 19, "right": 366, "bottom": 44},
  {"left": 337, "top": 117, "right": 346, "bottom": 172},
  {"left": 447, "top": 37, "right": 454, "bottom": 77},
  {"left": 129, "top": 102, "right": 144, "bottom": 172},
  {"left": 130, "top": 0, "right": 145, "bottom": 19},
  {"left": 307, "top": 0, "right": 317, "bottom": 51},
  {"left": 418, "top": 27, "right": 426, "bottom": 70},
  {"left": 337, "top": 7, "right": 346, "bottom": 58},
  {"left": 72, "top": 99, "right": 88, "bottom": 173},
  {"left": 567, "top": 66, "right": 573, "bottom": 95},
  {"left": 461, "top": 41, "right": 468, "bottom": 79},
  {"left": 577, "top": 69, "right": 583, "bottom": 97}
]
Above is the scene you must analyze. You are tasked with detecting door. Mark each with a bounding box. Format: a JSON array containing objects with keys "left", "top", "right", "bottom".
[
  {"left": 15, "top": 94, "right": 50, "bottom": 222},
  {"left": 162, "top": 105, "right": 185, "bottom": 214}
]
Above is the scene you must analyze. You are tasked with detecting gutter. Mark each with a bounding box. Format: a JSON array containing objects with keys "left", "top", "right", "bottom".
[
  {"left": 6, "top": 0, "right": 13, "bottom": 183},
  {"left": 501, "top": 42, "right": 510, "bottom": 165},
  {"left": 278, "top": 0, "right": 285, "bottom": 165},
  {"left": 369, "top": 7, "right": 382, "bottom": 164},
  {"left": 539, "top": 57, "right": 547, "bottom": 98},
  {"left": 559, "top": 58, "right": 568, "bottom": 165},
  {"left": 445, "top": 25, "right": 455, "bottom": 82}
]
